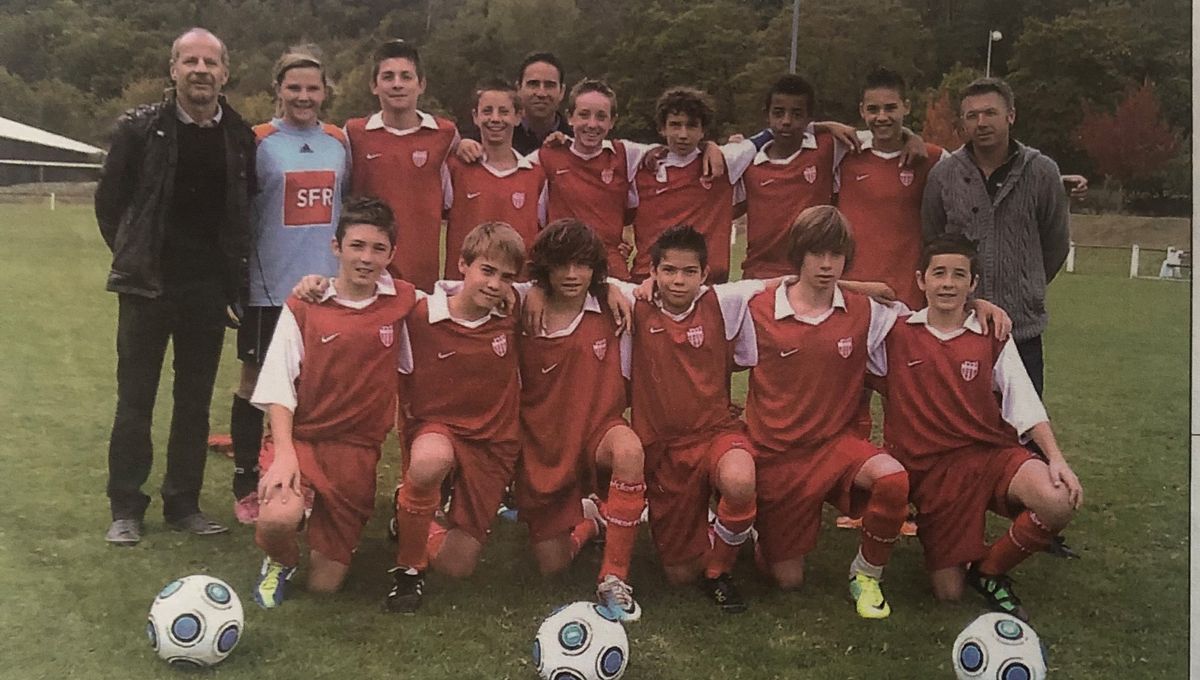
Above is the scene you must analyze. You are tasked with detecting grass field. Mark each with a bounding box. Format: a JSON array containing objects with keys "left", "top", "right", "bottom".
[{"left": 0, "top": 204, "right": 1188, "bottom": 679}]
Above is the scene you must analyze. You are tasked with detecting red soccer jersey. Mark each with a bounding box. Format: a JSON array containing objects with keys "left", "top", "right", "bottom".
[
  {"left": 629, "top": 290, "right": 739, "bottom": 448},
  {"left": 744, "top": 282, "right": 872, "bottom": 454},
  {"left": 518, "top": 301, "right": 626, "bottom": 497},
  {"left": 880, "top": 318, "right": 1019, "bottom": 466},
  {"left": 838, "top": 143, "right": 943, "bottom": 308},
  {"left": 740, "top": 134, "right": 836, "bottom": 279},
  {"left": 345, "top": 113, "right": 457, "bottom": 291},
  {"left": 444, "top": 156, "right": 546, "bottom": 280},
  {"left": 632, "top": 159, "right": 736, "bottom": 284},
  {"left": 540, "top": 143, "right": 633, "bottom": 280},
  {"left": 287, "top": 282, "right": 418, "bottom": 447},
  {"left": 401, "top": 294, "right": 522, "bottom": 444}
]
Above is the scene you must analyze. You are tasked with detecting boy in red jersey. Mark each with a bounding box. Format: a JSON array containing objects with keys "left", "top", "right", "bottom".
[
  {"left": 630, "top": 88, "right": 757, "bottom": 284},
  {"left": 386, "top": 222, "right": 527, "bottom": 613},
  {"left": 737, "top": 206, "right": 910, "bottom": 619},
  {"left": 514, "top": 218, "right": 647, "bottom": 620},
  {"left": 250, "top": 197, "right": 418, "bottom": 608},
  {"left": 343, "top": 40, "right": 459, "bottom": 292},
  {"left": 443, "top": 79, "right": 547, "bottom": 280},
  {"left": 622, "top": 225, "right": 763, "bottom": 612},
  {"left": 868, "top": 233, "right": 1082, "bottom": 621}
]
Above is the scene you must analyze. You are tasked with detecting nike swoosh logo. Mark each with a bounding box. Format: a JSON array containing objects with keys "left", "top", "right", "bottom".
[
  {"left": 907, "top": 359, "right": 923, "bottom": 367},
  {"left": 779, "top": 348, "right": 799, "bottom": 357},
  {"left": 655, "top": 187, "right": 670, "bottom": 195},
  {"left": 648, "top": 327, "right": 665, "bottom": 334},
  {"left": 437, "top": 351, "right": 457, "bottom": 359},
  {"left": 366, "top": 153, "right": 382, "bottom": 160},
  {"left": 466, "top": 192, "right": 482, "bottom": 199},
  {"left": 855, "top": 174, "right": 870, "bottom": 181},
  {"left": 541, "top": 363, "right": 560, "bottom": 374},
  {"left": 555, "top": 168, "right": 570, "bottom": 175},
  {"left": 320, "top": 333, "right": 340, "bottom": 343},
  {"left": 760, "top": 178, "right": 775, "bottom": 186}
]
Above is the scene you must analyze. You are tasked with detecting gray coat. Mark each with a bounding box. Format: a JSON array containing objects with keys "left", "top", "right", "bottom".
[{"left": 921, "top": 142, "right": 1069, "bottom": 342}]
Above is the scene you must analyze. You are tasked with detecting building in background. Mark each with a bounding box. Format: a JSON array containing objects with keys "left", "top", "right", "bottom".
[{"left": 0, "top": 116, "right": 104, "bottom": 186}]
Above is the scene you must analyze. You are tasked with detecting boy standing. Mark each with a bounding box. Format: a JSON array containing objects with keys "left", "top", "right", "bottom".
[
  {"left": 250, "top": 197, "right": 417, "bottom": 607},
  {"left": 869, "top": 233, "right": 1082, "bottom": 621}
]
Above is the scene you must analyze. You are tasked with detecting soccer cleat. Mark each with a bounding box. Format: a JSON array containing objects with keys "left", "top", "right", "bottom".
[
  {"left": 967, "top": 563, "right": 1029, "bottom": 622},
  {"left": 105, "top": 518, "right": 143, "bottom": 546},
  {"left": 848, "top": 572, "right": 892, "bottom": 619},
  {"left": 702, "top": 573, "right": 748, "bottom": 614},
  {"left": 596, "top": 574, "right": 641, "bottom": 622},
  {"left": 233, "top": 491, "right": 259, "bottom": 525},
  {"left": 581, "top": 495, "right": 607, "bottom": 546},
  {"left": 166, "top": 512, "right": 229, "bottom": 535},
  {"left": 384, "top": 567, "right": 424, "bottom": 613},
  {"left": 254, "top": 557, "right": 296, "bottom": 609},
  {"left": 1044, "top": 534, "right": 1080, "bottom": 559}
]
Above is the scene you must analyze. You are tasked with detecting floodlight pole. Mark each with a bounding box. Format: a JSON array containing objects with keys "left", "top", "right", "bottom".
[
  {"left": 985, "top": 30, "right": 1003, "bottom": 77},
  {"left": 789, "top": 0, "right": 800, "bottom": 74}
]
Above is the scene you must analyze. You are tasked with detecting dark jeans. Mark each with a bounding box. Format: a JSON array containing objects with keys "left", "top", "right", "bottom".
[
  {"left": 107, "top": 283, "right": 226, "bottom": 521},
  {"left": 1015, "top": 335, "right": 1044, "bottom": 398}
]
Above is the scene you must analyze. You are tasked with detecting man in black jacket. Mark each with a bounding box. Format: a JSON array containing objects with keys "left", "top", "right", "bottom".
[{"left": 95, "top": 27, "right": 256, "bottom": 545}]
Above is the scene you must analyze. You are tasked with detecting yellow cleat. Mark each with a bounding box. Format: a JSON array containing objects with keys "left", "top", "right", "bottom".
[{"left": 848, "top": 572, "right": 892, "bottom": 619}]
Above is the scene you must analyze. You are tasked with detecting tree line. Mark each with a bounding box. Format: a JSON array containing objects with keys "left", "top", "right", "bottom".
[{"left": 0, "top": 0, "right": 1189, "bottom": 213}]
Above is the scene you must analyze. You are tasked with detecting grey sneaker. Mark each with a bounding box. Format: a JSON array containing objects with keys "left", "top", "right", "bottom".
[
  {"left": 105, "top": 519, "right": 143, "bottom": 546},
  {"left": 166, "top": 513, "right": 229, "bottom": 535}
]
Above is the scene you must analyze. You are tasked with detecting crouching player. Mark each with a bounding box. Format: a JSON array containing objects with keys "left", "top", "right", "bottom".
[
  {"left": 387, "top": 222, "right": 527, "bottom": 613},
  {"left": 624, "top": 225, "right": 762, "bottom": 612},
  {"left": 516, "top": 218, "right": 646, "bottom": 620},
  {"left": 870, "top": 233, "right": 1083, "bottom": 621},
  {"left": 250, "top": 197, "right": 417, "bottom": 608}
]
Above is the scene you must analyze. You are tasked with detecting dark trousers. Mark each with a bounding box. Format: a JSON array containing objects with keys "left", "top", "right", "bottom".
[
  {"left": 1015, "top": 335, "right": 1045, "bottom": 398},
  {"left": 107, "top": 284, "right": 226, "bottom": 521}
]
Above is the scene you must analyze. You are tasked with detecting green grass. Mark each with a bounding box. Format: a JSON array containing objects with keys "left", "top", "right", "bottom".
[{"left": 0, "top": 204, "right": 1188, "bottom": 678}]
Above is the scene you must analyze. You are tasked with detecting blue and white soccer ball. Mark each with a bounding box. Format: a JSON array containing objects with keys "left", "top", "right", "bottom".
[
  {"left": 952, "top": 612, "right": 1047, "bottom": 680},
  {"left": 533, "top": 601, "right": 629, "bottom": 680},
  {"left": 147, "top": 575, "right": 244, "bottom": 668}
]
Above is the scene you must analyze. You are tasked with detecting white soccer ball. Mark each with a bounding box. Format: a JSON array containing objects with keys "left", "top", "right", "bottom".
[
  {"left": 533, "top": 601, "right": 629, "bottom": 680},
  {"left": 952, "top": 612, "right": 1047, "bottom": 680},
  {"left": 147, "top": 575, "right": 244, "bottom": 668}
]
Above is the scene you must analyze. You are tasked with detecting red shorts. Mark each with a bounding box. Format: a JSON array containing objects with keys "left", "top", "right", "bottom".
[
  {"left": 408, "top": 422, "right": 520, "bottom": 545},
  {"left": 645, "top": 428, "right": 755, "bottom": 567},
  {"left": 754, "top": 432, "right": 881, "bottom": 565},
  {"left": 260, "top": 437, "right": 379, "bottom": 566},
  {"left": 903, "top": 444, "right": 1036, "bottom": 571},
  {"left": 515, "top": 418, "right": 626, "bottom": 544}
]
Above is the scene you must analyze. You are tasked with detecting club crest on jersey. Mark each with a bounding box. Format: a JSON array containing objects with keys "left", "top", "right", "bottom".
[
  {"left": 899, "top": 168, "right": 914, "bottom": 187},
  {"left": 593, "top": 338, "right": 608, "bottom": 360},
  {"left": 511, "top": 192, "right": 526, "bottom": 209},
  {"left": 411, "top": 149, "right": 428, "bottom": 167},
  {"left": 837, "top": 336, "right": 853, "bottom": 358},
  {"left": 601, "top": 167, "right": 614, "bottom": 185},
  {"left": 378, "top": 324, "right": 394, "bottom": 348},
  {"left": 804, "top": 165, "right": 818, "bottom": 184},
  {"left": 492, "top": 334, "right": 508, "bottom": 357},
  {"left": 687, "top": 326, "right": 705, "bottom": 348},
  {"left": 960, "top": 360, "right": 979, "bottom": 382}
]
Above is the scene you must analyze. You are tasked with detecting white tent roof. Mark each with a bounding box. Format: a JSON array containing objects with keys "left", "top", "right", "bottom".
[{"left": 0, "top": 116, "right": 104, "bottom": 155}]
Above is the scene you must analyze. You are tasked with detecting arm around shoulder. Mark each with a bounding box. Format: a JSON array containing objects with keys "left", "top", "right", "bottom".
[
  {"left": 920, "top": 160, "right": 950, "bottom": 242},
  {"left": 1035, "top": 157, "right": 1071, "bottom": 282}
]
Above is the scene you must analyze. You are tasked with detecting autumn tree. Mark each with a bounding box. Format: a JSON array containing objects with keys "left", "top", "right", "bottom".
[{"left": 1076, "top": 81, "right": 1179, "bottom": 199}]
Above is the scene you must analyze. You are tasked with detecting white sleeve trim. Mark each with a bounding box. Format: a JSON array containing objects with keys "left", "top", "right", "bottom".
[
  {"left": 995, "top": 338, "right": 1049, "bottom": 435},
  {"left": 722, "top": 139, "right": 758, "bottom": 184},
  {"left": 250, "top": 305, "right": 303, "bottom": 412}
]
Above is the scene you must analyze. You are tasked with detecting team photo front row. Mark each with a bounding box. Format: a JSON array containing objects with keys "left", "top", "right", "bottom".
[{"left": 248, "top": 199, "right": 1082, "bottom": 624}]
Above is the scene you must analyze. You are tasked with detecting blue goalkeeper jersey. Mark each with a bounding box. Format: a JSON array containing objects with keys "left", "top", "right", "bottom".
[{"left": 248, "top": 119, "right": 350, "bottom": 307}]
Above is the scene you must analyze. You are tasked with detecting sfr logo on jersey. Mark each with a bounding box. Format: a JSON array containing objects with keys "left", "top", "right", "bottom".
[{"left": 284, "top": 170, "right": 337, "bottom": 226}]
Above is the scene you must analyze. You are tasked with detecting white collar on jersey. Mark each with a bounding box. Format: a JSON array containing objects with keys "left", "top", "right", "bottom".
[
  {"left": 856, "top": 130, "right": 907, "bottom": 159},
  {"left": 319, "top": 272, "right": 397, "bottom": 307},
  {"left": 426, "top": 281, "right": 508, "bottom": 327},
  {"left": 906, "top": 307, "right": 984, "bottom": 340},
  {"left": 479, "top": 148, "right": 535, "bottom": 178},
  {"left": 652, "top": 284, "right": 710, "bottom": 322},
  {"left": 774, "top": 276, "right": 847, "bottom": 323},
  {"left": 752, "top": 133, "right": 819, "bottom": 165},
  {"left": 365, "top": 110, "right": 438, "bottom": 135},
  {"left": 568, "top": 138, "right": 616, "bottom": 161},
  {"left": 536, "top": 293, "right": 602, "bottom": 338}
]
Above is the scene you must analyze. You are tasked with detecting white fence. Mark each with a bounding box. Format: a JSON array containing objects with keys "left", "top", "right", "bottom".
[{"left": 1066, "top": 241, "right": 1190, "bottom": 280}]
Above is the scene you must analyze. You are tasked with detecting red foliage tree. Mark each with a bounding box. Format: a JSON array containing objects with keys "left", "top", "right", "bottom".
[
  {"left": 1075, "top": 81, "right": 1179, "bottom": 185},
  {"left": 921, "top": 90, "right": 963, "bottom": 150}
]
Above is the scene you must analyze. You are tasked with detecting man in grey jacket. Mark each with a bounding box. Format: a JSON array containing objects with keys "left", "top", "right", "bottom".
[
  {"left": 921, "top": 77, "right": 1069, "bottom": 397},
  {"left": 95, "top": 28, "right": 256, "bottom": 545}
]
